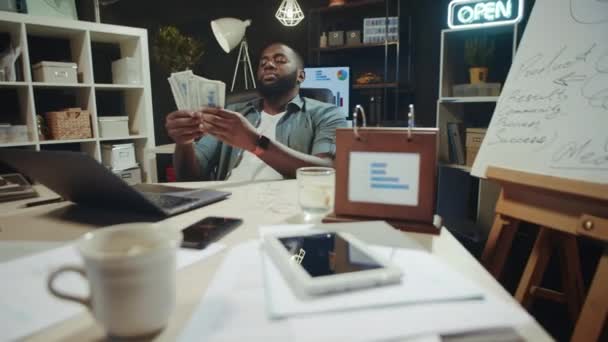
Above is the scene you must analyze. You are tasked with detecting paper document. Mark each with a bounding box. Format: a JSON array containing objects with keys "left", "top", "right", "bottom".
[
  {"left": 0, "top": 242, "right": 225, "bottom": 341},
  {"left": 180, "top": 241, "right": 531, "bottom": 342},
  {"left": 262, "top": 244, "right": 484, "bottom": 318},
  {"left": 168, "top": 70, "right": 226, "bottom": 110},
  {"left": 348, "top": 151, "right": 421, "bottom": 206}
]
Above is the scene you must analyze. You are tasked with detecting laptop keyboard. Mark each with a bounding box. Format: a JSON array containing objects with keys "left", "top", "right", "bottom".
[{"left": 142, "top": 192, "right": 198, "bottom": 209}]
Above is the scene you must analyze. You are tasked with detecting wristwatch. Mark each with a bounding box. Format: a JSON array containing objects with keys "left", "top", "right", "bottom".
[{"left": 252, "top": 134, "right": 270, "bottom": 156}]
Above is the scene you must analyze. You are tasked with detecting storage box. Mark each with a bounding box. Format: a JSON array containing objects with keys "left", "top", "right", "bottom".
[
  {"left": 45, "top": 108, "right": 92, "bottom": 140},
  {"left": 0, "top": 0, "right": 17, "bottom": 12},
  {"left": 465, "top": 128, "right": 486, "bottom": 167},
  {"left": 26, "top": 0, "right": 77, "bottom": 19},
  {"left": 111, "top": 57, "right": 141, "bottom": 85},
  {"left": 346, "top": 30, "right": 361, "bottom": 45},
  {"left": 6, "top": 125, "right": 28, "bottom": 142},
  {"left": 328, "top": 31, "right": 344, "bottom": 47},
  {"left": 98, "top": 116, "right": 129, "bottom": 138},
  {"left": 452, "top": 83, "right": 501, "bottom": 97},
  {"left": 0, "top": 124, "right": 10, "bottom": 143},
  {"left": 113, "top": 166, "right": 142, "bottom": 185},
  {"left": 32, "top": 61, "right": 78, "bottom": 84},
  {"left": 101, "top": 143, "right": 137, "bottom": 171},
  {"left": 11, "top": 125, "right": 28, "bottom": 142},
  {"left": 363, "top": 17, "right": 398, "bottom": 44}
]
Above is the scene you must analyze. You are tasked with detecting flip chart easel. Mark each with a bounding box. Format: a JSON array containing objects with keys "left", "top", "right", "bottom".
[{"left": 480, "top": 166, "right": 608, "bottom": 341}]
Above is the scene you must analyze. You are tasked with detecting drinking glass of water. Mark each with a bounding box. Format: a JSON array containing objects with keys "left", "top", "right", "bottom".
[{"left": 296, "top": 167, "right": 335, "bottom": 220}]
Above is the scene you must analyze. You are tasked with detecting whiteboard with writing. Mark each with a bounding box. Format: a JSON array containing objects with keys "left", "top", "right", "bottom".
[{"left": 471, "top": 0, "right": 608, "bottom": 184}]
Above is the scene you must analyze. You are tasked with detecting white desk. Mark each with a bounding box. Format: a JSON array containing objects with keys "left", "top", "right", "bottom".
[{"left": 0, "top": 180, "right": 553, "bottom": 341}]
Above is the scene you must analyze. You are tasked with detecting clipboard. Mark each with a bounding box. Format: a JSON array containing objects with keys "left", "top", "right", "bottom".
[{"left": 324, "top": 106, "right": 441, "bottom": 234}]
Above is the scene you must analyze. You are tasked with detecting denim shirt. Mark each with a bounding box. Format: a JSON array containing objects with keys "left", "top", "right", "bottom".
[{"left": 192, "top": 95, "right": 347, "bottom": 180}]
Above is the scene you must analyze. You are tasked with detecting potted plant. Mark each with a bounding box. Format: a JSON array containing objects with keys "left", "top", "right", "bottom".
[
  {"left": 464, "top": 35, "right": 495, "bottom": 84},
  {"left": 152, "top": 26, "right": 204, "bottom": 73}
]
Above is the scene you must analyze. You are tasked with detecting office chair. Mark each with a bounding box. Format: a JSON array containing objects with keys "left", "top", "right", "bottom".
[{"left": 226, "top": 88, "right": 336, "bottom": 106}]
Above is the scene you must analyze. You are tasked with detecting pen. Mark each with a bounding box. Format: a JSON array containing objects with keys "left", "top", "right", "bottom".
[{"left": 25, "top": 197, "right": 64, "bottom": 208}]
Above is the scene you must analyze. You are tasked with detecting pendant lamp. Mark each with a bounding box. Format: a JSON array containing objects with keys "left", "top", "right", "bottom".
[{"left": 275, "top": 0, "right": 305, "bottom": 27}]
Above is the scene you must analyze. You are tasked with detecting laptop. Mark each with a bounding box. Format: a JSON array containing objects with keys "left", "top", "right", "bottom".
[{"left": 0, "top": 149, "right": 231, "bottom": 216}]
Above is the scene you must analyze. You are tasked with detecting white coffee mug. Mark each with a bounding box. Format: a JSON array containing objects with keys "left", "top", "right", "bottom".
[{"left": 47, "top": 222, "right": 182, "bottom": 337}]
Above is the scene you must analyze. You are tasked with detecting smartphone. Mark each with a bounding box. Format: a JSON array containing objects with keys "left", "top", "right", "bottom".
[
  {"left": 264, "top": 230, "right": 402, "bottom": 296},
  {"left": 181, "top": 216, "right": 243, "bottom": 249}
]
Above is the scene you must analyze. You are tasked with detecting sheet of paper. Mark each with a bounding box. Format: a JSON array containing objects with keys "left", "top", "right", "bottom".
[
  {"left": 262, "top": 244, "right": 484, "bottom": 318},
  {"left": 348, "top": 151, "right": 420, "bottom": 205},
  {"left": 259, "top": 222, "right": 426, "bottom": 251},
  {"left": 258, "top": 224, "right": 315, "bottom": 238},
  {"left": 180, "top": 241, "right": 293, "bottom": 342},
  {"left": 470, "top": 0, "right": 608, "bottom": 183},
  {"left": 0, "top": 242, "right": 225, "bottom": 341},
  {"left": 289, "top": 295, "right": 530, "bottom": 342},
  {"left": 180, "top": 240, "right": 531, "bottom": 342}
]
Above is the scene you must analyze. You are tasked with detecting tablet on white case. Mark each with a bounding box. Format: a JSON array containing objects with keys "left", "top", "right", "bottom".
[{"left": 263, "top": 230, "right": 402, "bottom": 296}]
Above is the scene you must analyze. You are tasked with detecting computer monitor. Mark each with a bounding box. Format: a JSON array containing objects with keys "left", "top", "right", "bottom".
[{"left": 301, "top": 66, "right": 350, "bottom": 117}]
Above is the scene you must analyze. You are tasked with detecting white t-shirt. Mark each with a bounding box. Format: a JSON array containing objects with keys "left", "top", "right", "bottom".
[{"left": 226, "top": 111, "right": 286, "bottom": 182}]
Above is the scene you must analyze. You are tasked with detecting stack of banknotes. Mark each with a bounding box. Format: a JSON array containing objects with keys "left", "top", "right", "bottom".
[{"left": 168, "top": 70, "right": 226, "bottom": 110}]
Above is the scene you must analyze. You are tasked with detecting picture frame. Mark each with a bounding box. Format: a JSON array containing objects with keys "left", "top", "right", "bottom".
[{"left": 324, "top": 124, "right": 441, "bottom": 234}]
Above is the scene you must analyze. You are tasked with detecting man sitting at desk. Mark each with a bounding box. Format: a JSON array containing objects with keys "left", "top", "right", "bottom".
[{"left": 165, "top": 42, "right": 347, "bottom": 181}]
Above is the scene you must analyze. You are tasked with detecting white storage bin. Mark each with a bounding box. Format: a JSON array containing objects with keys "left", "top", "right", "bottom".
[
  {"left": 0, "top": 124, "right": 28, "bottom": 143},
  {"left": 98, "top": 116, "right": 129, "bottom": 138},
  {"left": 8, "top": 125, "right": 28, "bottom": 142},
  {"left": 452, "top": 83, "right": 502, "bottom": 97},
  {"left": 101, "top": 143, "right": 137, "bottom": 171},
  {"left": 113, "top": 166, "right": 142, "bottom": 185},
  {"left": 32, "top": 61, "right": 78, "bottom": 84},
  {"left": 111, "top": 57, "right": 141, "bottom": 84},
  {"left": 0, "top": 0, "right": 17, "bottom": 12},
  {"left": 0, "top": 124, "right": 10, "bottom": 143}
]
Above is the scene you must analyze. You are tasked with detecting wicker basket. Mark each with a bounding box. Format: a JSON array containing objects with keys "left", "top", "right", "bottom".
[{"left": 45, "top": 108, "right": 92, "bottom": 140}]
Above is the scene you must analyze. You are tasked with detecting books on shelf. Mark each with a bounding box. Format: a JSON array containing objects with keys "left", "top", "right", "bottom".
[
  {"left": 363, "top": 17, "right": 399, "bottom": 44},
  {"left": 0, "top": 173, "right": 38, "bottom": 202},
  {"left": 447, "top": 122, "right": 465, "bottom": 165}
]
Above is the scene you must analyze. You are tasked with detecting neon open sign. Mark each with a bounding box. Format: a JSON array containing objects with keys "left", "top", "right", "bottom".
[{"left": 448, "top": 0, "right": 524, "bottom": 29}]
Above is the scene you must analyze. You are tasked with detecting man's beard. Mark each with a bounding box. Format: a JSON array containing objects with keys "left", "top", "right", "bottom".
[{"left": 257, "top": 69, "right": 299, "bottom": 100}]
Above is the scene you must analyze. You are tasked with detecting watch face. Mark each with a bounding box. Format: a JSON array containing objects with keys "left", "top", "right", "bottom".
[{"left": 258, "top": 135, "right": 270, "bottom": 149}]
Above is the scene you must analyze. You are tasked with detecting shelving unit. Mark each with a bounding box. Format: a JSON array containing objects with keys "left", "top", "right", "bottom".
[
  {"left": 310, "top": 0, "right": 386, "bottom": 13},
  {"left": 435, "top": 24, "right": 519, "bottom": 235},
  {"left": 311, "top": 41, "right": 398, "bottom": 52},
  {"left": 438, "top": 96, "right": 499, "bottom": 103},
  {"left": 0, "top": 11, "right": 156, "bottom": 182},
  {"left": 352, "top": 82, "right": 398, "bottom": 90},
  {"left": 307, "top": 0, "right": 413, "bottom": 124}
]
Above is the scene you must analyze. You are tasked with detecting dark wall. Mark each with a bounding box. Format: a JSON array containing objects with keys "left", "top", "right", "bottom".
[
  {"left": 411, "top": 0, "right": 447, "bottom": 127},
  {"left": 98, "top": 0, "right": 535, "bottom": 144},
  {"left": 100, "top": 0, "right": 324, "bottom": 145}
]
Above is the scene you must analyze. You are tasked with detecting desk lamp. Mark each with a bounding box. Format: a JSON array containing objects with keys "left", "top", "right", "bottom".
[{"left": 210, "top": 17, "right": 256, "bottom": 92}]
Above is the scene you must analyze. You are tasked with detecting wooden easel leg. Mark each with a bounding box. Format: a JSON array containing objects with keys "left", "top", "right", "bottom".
[
  {"left": 556, "top": 234, "right": 585, "bottom": 323},
  {"left": 571, "top": 247, "right": 608, "bottom": 342},
  {"left": 515, "top": 227, "right": 554, "bottom": 308},
  {"left": 481, "top": 214, "right": 520, "bottom": 279}
]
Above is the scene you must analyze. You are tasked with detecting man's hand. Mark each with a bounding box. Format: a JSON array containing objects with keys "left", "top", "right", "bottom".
[
  {"left": 165, "top": 110, "right": 204, "bottom": 145},
  {"left": 200, "top": 107, "right": 258, "bottom": 151}
]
